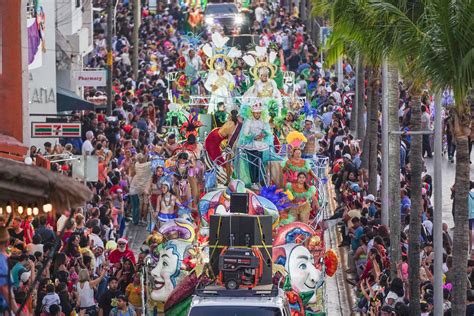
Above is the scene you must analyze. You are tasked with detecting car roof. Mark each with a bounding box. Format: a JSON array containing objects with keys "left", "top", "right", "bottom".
[
  {"left": 205, "top": 3, "right": 238, "bottom": 12},
  {"left": 191, "top": 293, "right": 287, "bottom": 307}
]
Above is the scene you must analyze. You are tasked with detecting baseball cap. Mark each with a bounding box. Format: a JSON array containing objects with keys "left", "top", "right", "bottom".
[
  {"left": 343, "top": 153, "right": 352, "bottom": 160},
  {"left": 364, "top": 194, "right": 375, "bottom": 202}
]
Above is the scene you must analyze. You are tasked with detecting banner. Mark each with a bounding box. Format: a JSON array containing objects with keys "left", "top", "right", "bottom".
[{"left": 74, "top": 70, "right": 106, "bottom": 87}]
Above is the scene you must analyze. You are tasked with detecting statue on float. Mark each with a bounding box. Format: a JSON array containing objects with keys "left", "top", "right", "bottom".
[
  {"left": 273, "top": 222, "right": 338, "bottom": 315},
  {"left": 242, "top": 46, "right": 282, "bottom": 105},
  {"left": 202, "top": 32, "right": 241, "bottom": 113}
]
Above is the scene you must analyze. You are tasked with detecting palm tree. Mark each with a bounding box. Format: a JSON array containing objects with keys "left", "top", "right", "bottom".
[
  {"left": 365, "top": 2, "right": 472, "bottom": 313},
  {"left": 386, "top": 62, "right": 401, "bottom": 275},
  {"left": 355, "top": 54, "right": 366, "bottom": 141},
  {"left": 367, "top": 67, "right": 380, "bottom": 196},
  {"left": 311, "top": 0, "right": 402, "bottom": 276},
  {"left": 407, "top": 91, "right": 423, "bottom": 315}
]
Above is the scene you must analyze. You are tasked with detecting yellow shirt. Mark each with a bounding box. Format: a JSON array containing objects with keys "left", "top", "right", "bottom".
[{"left": 125, "top": 283, "right": 142, "bottom": 307}]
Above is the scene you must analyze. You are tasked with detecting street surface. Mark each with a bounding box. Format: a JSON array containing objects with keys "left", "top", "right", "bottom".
[{"left": 425, "top": 151, "right": 474, "bottom": 228}]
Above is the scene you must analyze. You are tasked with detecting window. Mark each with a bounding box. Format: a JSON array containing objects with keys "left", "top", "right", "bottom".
[
  {"left": 189, "top": 306, "right": 282, "bottom": 316},
  {"left": 76, "top": 0, "right": 81, "bottom": 8}
]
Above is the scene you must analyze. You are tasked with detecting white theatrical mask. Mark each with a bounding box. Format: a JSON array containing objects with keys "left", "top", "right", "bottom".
[
  {"left": 149, "top": 240, "right": 190, "bottom": 302},
  {"left": 286, "top": 244, "right": 322, "bottom": 304}
]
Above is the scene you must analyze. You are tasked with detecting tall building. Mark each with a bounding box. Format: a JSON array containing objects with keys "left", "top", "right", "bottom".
[
  {"left": 0, "top": 0, "right": 30, "bottom": 160},
  {"left": 28, "top": 0, "right": 94, "bottom": 149}
]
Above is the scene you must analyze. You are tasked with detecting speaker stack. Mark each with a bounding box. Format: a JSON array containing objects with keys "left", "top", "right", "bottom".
[{"left": 209, "top": 214, "right": 273, "bottom": 286}]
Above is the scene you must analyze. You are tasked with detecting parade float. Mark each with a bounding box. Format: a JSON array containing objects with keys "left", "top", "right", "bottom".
[{"left": 139, "top": 30, "right": 335, "bottom": 315}]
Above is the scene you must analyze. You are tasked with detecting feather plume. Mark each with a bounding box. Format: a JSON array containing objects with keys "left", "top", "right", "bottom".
[
  {"left": 269, "top": 51, "right": 277, "bottom": 64},
  {"left": 255, "top": 45, "right": 267, "bottom": 57},
  {"left": 259, "top": 185, "right": 292, "bottom": 211},
  {"left": 242, "top": 54, "right": 256, "bottom": 67},
  {"left": 227, "top": 47, "right": 242, "bottom": 58},
  {"left": 202, "top": 43, "right": 213, "bottom": 58}
]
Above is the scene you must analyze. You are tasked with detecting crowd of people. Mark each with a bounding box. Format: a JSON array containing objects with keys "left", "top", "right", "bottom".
[
  {"left": 326, "top": 88, "right": 474, "bottom": 314},
  {"left": 2, "top": 0, "right": 472, "bottom": 315},
  {"left": 3, "top": 1, "right": 332, "bottom": 315}
]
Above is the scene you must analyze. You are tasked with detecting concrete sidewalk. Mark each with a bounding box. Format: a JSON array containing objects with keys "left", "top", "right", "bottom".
[{"left": 323, "top": 178, "right": 355, "bottom": 315}]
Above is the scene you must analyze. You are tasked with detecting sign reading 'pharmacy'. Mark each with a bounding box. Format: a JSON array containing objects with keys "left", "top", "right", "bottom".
[{"left": 74, "top": 70, "right": 106, "bottom": 87}]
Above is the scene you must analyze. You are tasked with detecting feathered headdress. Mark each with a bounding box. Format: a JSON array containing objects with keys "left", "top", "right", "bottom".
[
  {"left": 178, "top": 32, "right": 204, "bottom": 51},
  {"left": 180, "top": 115, "right": 203, "bottom": 138},
  {"left": 286, "top": 131, "right": 307, "bottom": 149},
  {"left": 166, "top": 103, "right": 189, "bottom": 127},
  {"left": 242, "top": 45, "right": 277, "bottom": 80},
  {"left": 240, "top": 103, "right": 269, "bottom": 121},
  {"left": 202, "top": 32, "right": 241, "bottom": 71},
  {"left": 259, "top": 185, "right": 292, "bottom": 211}
]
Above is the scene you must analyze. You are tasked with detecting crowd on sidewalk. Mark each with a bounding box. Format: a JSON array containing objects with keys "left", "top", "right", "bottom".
[{"left": 326, "top": 87, "right": 474, "bottom": 314}]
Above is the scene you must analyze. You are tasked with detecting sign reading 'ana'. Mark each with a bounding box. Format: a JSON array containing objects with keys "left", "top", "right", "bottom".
[
  {"left": 31, "top": 122, "right": 82, "bottom": 138},
  {"left": 74, "top": 70, "right": 106, "bottom": 87}
]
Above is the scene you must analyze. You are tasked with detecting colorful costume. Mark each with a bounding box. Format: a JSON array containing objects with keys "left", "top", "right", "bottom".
[
  {"left": 242, "top": 46, "right": 282, "bottom": 106},
  {"left": 286, "top": 182, "right": 316, "bottom": 224},
  {"left": 204, "top": 120, "right": 237, "bottom": 164},
  {"left": 236, "top": 103, "right": 274, "bottom": 187},
  {"left": 202, "top": 32, "right": 241, "bottom": 113}
]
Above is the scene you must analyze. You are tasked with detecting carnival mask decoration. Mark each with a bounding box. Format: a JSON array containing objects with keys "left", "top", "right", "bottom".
[
  {"left": 273, "top": 223, "right": 323, "bottom": 304},
  {"left": 150, "top": 239, "right": 192, "bottom": 302},
  {"left": 148, "top": 219, "right": 195, "bottom": 305}
]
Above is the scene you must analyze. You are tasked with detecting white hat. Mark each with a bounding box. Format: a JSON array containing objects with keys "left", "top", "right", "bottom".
[
  {"left": 343, "top": 153, "right": 352, "bottom": 160},
  {"left": 117, "top": 238, "right": 128, "bottom": 244},
  {"left": 364, "top": 194, "right": 375, "bottom": 202},
  {"left": 20, "top": 270, "right": 31, "bottom": 283},
  {"left": 251, "top": 102, "right": 263, "bottom": 113}
]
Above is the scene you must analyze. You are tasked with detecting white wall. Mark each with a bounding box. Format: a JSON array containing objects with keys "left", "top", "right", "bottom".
[{"left": 56, "top": 0, "right": 83, "bottom": 36}]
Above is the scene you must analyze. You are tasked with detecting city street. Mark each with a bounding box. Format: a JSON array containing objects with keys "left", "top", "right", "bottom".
[{"left": 0, "top": 0, "right": 472, "bottom": 315}]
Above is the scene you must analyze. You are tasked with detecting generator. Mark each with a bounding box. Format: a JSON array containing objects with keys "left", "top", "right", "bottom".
[{"left": 217, "top": 246, "right": 264, "bottom": 290}]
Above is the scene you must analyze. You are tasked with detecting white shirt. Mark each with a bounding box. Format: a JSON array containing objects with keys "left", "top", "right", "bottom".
[
  {"left": 82, "top": 140, "right": 94, "bottom": 155},
  {"left": 255, "top": 7, "right": 265, "bottom": 23},
  {"left": 78, "top": 281, "right": 96, "bottom": 308},
  {"left": 422, "top": 219, "right": 433, "bottom": 236},
  {"left": 241, "top": 119, "right": 270, "bottom": 151},
  {"left": 56, "top": 215, "right": 68, "bottom": 233},
  {"left": 89, "top": 233, "right": 104, "bottom": 249},
  {"left": 331, "top": 91, "right": 342, "bottom": 104},
  {"left": 27, "top": 243, "right": 44, "bottom": 256}
]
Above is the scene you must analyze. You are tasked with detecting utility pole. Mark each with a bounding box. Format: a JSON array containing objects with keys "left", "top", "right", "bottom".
[
  {"left": 132, "top": 0, "right": 141, "bottom": 80},
  {"left": 433, "top": 92, "right": 443, "bottom": 316},
  {"left": 337, "top": 56, "right": 343, "bottom": 89},
  {"left": 106, "top": 0, "right": 113, "bottom": 115}
]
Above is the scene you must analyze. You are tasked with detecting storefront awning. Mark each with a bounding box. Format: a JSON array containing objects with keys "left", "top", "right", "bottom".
[
  {"left": 57, "top": 87, "right": 95, "bottom": 112},
  {"left": 0, "top": 157, "right": 92, "bottom": 209}
]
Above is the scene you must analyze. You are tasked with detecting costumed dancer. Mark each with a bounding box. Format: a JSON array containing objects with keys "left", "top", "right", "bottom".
[
  {"left": 302, "top": 115, "right": 324, "bottom": 159},
  {"left": 242, "top": 45, "right": 282, "bottom": 106},
  {"left": 236, "top": 102, "right": 274, "bottom": 189},
  {"left": 285, "top": 172, "right": 317, "bottom": 224},
  {"left": 204, "top": 110, "right": 239, "bottom": 164},
  {"left": 283, "top": 131, "right": 317, "bottom": 185},
  {"left": 155, "top": 182, "right": 178, "bottom": 225},
  {"left": 202, "top": 32, "right": 241, "bottom": 113}
]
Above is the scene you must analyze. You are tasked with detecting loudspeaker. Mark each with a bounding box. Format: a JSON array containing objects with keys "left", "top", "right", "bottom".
[
  {"left": 209, "top": 214, "right": 273, "bottom": 285},
  {"left": 230, "top": 193, "right": 249, "bottom": 213}
]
